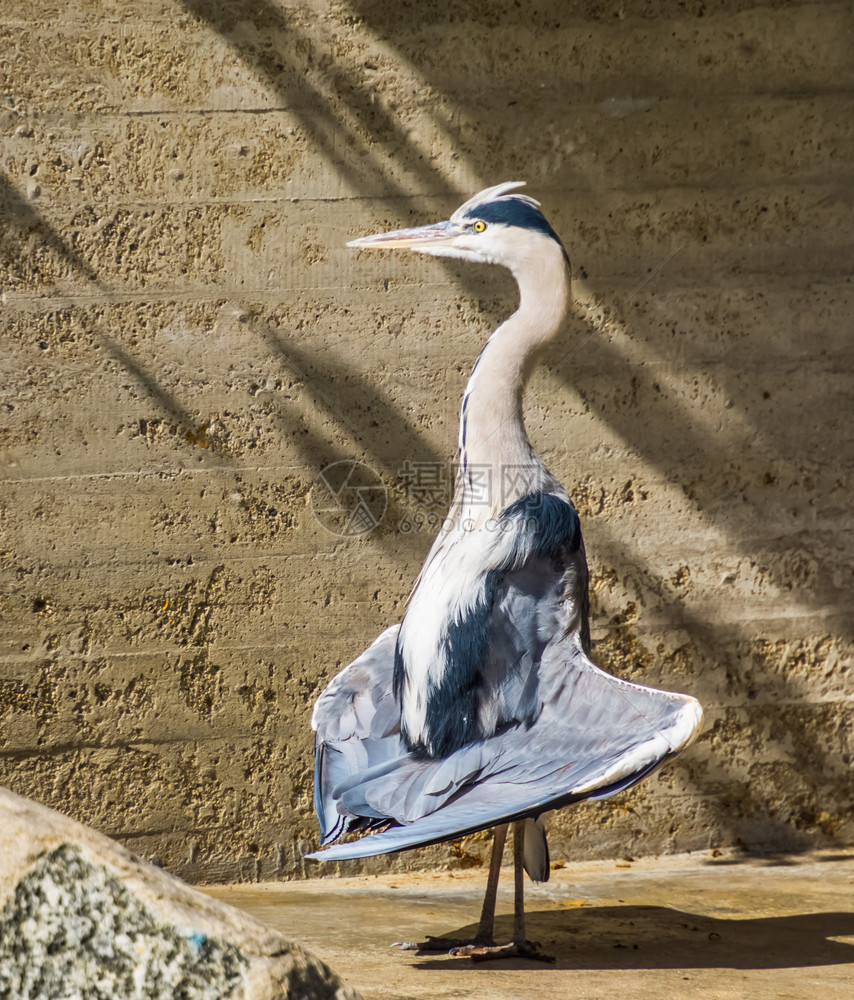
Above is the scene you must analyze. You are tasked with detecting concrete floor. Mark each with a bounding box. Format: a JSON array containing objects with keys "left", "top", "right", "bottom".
[{"left": 203, "top": 848, "right": 854, "bottom": 1000}]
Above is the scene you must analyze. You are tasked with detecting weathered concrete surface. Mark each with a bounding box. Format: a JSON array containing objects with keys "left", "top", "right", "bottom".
[
  {"left": 205, "top": 846, "right": 854, "bottom": 1000},
  {"left": 0, "top": 787, "right": 360, "bottom": 999},
  {"left": 1, "top": 0, "right": 853, "bottom": 881}
]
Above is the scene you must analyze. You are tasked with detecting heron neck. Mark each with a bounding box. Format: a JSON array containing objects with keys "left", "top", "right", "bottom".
[{"left": 457, "top": 247, "right": 570, "bottom": 509}]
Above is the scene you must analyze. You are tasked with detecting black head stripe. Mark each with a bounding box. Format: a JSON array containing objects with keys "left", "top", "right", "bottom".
[{"left": 466, "top": 198, "right": 569, "bottom": 263}]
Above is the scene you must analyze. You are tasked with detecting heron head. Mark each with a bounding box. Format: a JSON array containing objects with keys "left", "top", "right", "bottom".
[{"left": 347, "top": 182, "right": 569, "bottom": 274}]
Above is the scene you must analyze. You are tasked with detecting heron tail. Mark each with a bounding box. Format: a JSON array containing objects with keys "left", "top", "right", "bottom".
[{"left": 522, "top": 816, "right": 550, "bottom": 882}]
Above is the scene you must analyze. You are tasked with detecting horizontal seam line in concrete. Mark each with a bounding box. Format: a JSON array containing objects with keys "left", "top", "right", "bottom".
[
  {"left": 7, "top": 460, "right": 854, "bottom": 486},
  {"left": 0, "top": 710, "right": 850, "bottom": 758},
  {"left": 99, "top": 828, "right": 259, "bottom": 840},
  {"left": 0, "top": 554, "right": 369, "bottom": 572},
  {"left": 3, "top": 554, "right": 852, "bottom": 575},
  {"left": 3, "top": 278, "right": 851, "bottom": 306},
  {"left": 1, "top": 626, "right": 852, "bottom": 666},
  {"left": 0, "top": 736, "right": 234, "bottom": 758},
  {"left": 6, "top": 175, "right": 854, "bottom": 209},
  {"left": 0, "top": 463, "right": 305, "bottom": 484},
  {"left": 0, "top": 642, "right": 293, "bottom": 661},
  {"left": 0, "top": 709, "right": 850, "bottom": 757},
  {"left": 9, "top": 87, "right": 854, "bottom": 117},
  {"left": 4, "top": 267, "right": 854, "bottom": 307},
  {"left": 3, "top": 559, "right": 851, "bottom": 595},
  {"left": 5, "top": 79, "right": 854, "bottom": 108}
]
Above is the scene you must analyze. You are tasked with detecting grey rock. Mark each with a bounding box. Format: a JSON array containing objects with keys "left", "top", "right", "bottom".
[{"left": 0, "top": 788, "right": 360, "bottom": 1000}]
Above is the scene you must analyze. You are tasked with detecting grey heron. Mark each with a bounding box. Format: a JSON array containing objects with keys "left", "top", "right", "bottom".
[{"left": 308, "top": 183, "right": 703, "bottom": 961}]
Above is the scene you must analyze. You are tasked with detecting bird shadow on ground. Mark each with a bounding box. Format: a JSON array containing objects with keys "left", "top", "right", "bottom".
[{"left": 409, "top": 905, "right": 854, "bottom": 971}]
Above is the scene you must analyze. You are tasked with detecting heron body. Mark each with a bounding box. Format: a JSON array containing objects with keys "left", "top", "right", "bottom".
[{"left": 308, "top": 184, "right": 702, "bottom": 957}]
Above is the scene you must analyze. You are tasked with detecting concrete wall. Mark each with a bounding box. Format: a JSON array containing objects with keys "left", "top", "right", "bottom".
[{"left": 1, "top": 0, "right": 852, "bottom": 882}]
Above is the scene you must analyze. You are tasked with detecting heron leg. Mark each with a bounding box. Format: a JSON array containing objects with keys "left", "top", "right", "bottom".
[
  {"left": 455, "top": 820, "right": 555, "bottom": 963},
  {"left": 475, "top": 821, "right": 508, "bottom": 942},
  {"left": 512, "top": 816, "right": 526, "bottom": 944},
  {"left": 392, "top": 824, "right": 508, "bottom": 953}
]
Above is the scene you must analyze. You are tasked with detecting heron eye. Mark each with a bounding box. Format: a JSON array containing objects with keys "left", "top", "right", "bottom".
[{"left": 473, "top": 220, "right": 487, "bottom": 233}]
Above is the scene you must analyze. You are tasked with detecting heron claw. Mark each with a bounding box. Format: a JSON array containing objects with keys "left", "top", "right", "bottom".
[
  {"left": 392, "top": 934, "right": 553, "bottom": 962},
  {"left": 393, "top": 935, "right": 493, "bottom": 954},
  {"left": 458, "top": 940, "right": 555, "bottom": 963}
]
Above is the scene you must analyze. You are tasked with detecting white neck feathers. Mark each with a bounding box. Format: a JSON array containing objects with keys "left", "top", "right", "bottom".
[{"left": 457, "top": 237, "right": 570, "bottom": 510}]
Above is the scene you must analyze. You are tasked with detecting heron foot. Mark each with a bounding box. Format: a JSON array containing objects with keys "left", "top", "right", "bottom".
[
  {"left": 452, "top": 939, "right": 555, "bottom": 963},
  {"left": 392, "top": 935, "right": 494, "bottom": 953}
]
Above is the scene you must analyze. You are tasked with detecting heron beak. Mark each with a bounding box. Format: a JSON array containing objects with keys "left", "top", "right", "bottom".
[{"left": 347, "top": 220, "right": 459, "bottom": 250}]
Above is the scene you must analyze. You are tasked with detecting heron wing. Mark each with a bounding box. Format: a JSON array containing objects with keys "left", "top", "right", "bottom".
[
  {"left": 308, "top": 642, "right": 702, "bottom": 860},
  {"left": 312, "top": 625, "right": 405, "bottom": 843},
  {"left": 311, "top": 494, "right": 702, "bottom": 856}
]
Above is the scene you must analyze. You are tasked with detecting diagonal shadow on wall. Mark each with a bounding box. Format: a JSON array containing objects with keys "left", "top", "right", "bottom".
[
  {"left": 178, "top": 0, "right": 480, "bottom": 196},
  {"left": 237, "top": 306, "right": 454, "bottom": 560},
  {"left": 583, "top": 522, "right": 848, "bottom": 849},
  {"left": 546, "top": 316, "right": 851, "bottom": 635},
  {"left": 0, "top": 170, "right": 225, "bottom": 462},
  {"left": 178, "top": 0, "right": 505, "bottom": 310}
]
